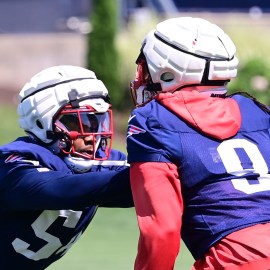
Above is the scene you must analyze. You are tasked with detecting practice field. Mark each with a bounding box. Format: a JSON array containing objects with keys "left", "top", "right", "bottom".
[
  {"left": 2, "top": 13, "right": 270, "bottom": 268},
  {"left": 48, "top": 208, "right": 194, "bottom": 270}
]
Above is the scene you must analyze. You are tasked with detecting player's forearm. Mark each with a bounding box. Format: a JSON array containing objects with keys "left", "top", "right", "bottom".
[
  {"left": 2, "top": 167, "right": 132, "bottom": 210},
  {"left": 130, "top": 162, "right": 183, "bottom": 270}
]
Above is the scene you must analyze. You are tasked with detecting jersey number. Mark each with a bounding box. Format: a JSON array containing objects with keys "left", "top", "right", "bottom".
[
  {"left": 12, "top": 210, "right": 83, "bottom": 261},
  {"left": 217, "top": 139, "right": 270, "bottom": 194}
]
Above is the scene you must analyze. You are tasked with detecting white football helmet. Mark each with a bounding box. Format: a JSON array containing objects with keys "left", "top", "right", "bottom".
[
  {"left": 17, "top": 65, "right": 113, "bottom": 167},
  {"left": 130, "top": 17, "right": 239, "bottom": 105}
]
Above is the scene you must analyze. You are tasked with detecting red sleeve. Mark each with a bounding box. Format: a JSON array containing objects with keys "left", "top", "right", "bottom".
[{"left": 130, "top": 162, "right": 183, "bottom": 270}]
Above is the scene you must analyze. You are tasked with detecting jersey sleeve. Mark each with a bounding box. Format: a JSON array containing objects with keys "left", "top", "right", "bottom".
[
  {"left": 127, "top": 110, "right": 181, "bottom": 164},
  {"left": 130, "top": 161, "right": 183, "bottom": 270},
  {"left": 0, "top": 159, "right": 133, "bottom": 210},
  {"left": 96, "top": 148, "right": 129, "bottom": 172}
]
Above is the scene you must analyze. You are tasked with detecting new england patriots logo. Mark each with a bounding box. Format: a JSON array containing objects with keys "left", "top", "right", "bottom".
[
  {"left": 127, "top": 124, "right": 146, "bottom": 138},
  {"left": 5, "top": 154, "right": 24, "bottom": 163},
  {"left": 4, "top": 154, "right": 40, "bottom": 166},
  {"left": 127, "top": 114, "right": 146, "bottom": 138}
]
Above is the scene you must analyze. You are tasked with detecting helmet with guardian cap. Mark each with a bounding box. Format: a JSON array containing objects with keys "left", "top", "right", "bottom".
[
  {"left": 130, "top": 17, "right": 239, "bottom": 105},
  {"left": 17, "top": 65, "right": 113, "bottom": 166}
]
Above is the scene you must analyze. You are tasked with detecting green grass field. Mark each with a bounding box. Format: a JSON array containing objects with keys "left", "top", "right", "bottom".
[{"left": 48, "top": 208, "right": 194, "bottom": 270}]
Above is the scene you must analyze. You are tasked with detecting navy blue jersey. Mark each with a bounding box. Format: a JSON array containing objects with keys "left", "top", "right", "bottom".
[
  {"left": 127, "top": 93, "right": 270, "bottom": 259},
  {"left": 0, "top": 137, "right": 132, "bottom": 269}
]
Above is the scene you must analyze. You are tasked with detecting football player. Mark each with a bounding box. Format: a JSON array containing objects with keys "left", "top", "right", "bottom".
[
  {"left": 127, "top": 17, "right": 270, "bottom": 269},
  {"left": 0, "top": 65, "right": 133, "bottom": 269}
]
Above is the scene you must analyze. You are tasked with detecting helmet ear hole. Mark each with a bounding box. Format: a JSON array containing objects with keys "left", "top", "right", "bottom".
[
  {"left": 36, "top": 120, "right": 43, "bottom": 129},
  {"left": 160, "top": 72, "right": 174, "bottom": 82}
]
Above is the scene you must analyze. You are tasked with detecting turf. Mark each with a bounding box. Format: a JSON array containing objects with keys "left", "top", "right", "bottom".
[{"left": 48, "top": 208, "right": 194, "bottom": 270}]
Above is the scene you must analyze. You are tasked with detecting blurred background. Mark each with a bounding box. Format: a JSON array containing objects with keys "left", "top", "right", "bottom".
[
  {"left": 0, "top": 0, "right": 270, "bottom": 269},
  {"left": 1, "top": 0, "right": 270, "bottom": 142}
]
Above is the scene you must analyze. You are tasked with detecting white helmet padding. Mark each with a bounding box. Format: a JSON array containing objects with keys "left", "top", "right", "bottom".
[
  {"left": 141, "top": 17, "right": 238, "bottom": 92},
  {"left": 17, "top": 65, "right": 109, "bottom": 143}
]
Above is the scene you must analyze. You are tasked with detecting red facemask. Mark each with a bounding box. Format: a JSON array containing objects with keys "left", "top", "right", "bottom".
[
  {"left": 130, "top": 55, "right": 159, "bottom": 106},
  {"left": 53, "top": 104, "right": 113, "bottom": 160}
]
